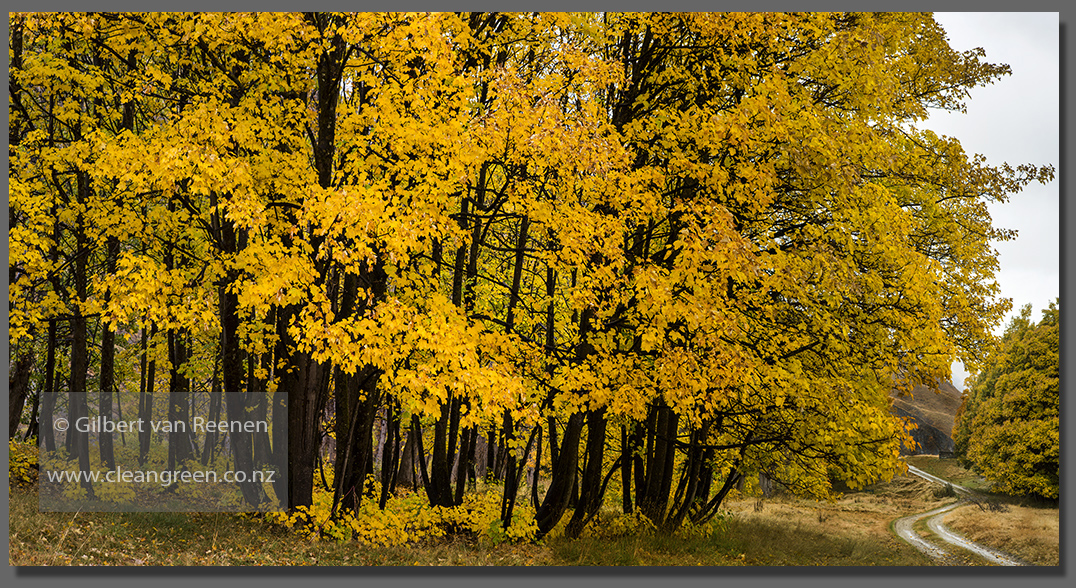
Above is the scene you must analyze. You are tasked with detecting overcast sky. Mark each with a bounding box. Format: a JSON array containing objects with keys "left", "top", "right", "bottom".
[{"left": 922, "top": 13, "right": 1060, "bottom": 389}]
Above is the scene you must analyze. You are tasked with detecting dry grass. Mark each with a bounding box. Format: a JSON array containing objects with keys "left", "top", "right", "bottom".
[
  {"left": 10, "top": 471, "right": 951, "bottom": 567},
  {"left": 7, "top": 486, "right": 555, "bottom": 566},
  {"left": 944, "top": 503, "right": 1059, "bottom": 566},
  {"left": 718, "top": 475, "right": 944, "bottom": 566}
]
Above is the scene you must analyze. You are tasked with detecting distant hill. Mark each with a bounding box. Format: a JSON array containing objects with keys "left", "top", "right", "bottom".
[{"left": 889, "top": 381, "right": 963, "bottom": 455}]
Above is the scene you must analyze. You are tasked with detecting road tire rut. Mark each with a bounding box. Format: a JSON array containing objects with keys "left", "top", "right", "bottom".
[{"left": 894, "top": 465, "right": 1029, "bottom": 566}]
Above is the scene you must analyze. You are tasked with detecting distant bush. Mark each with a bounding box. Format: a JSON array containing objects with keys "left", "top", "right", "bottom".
[
  {"left": 972, "top": 499, "right": 1009, "bottom": 513},
  {"left": 933, "top": 482, "right": 956, "bottom": 498}
]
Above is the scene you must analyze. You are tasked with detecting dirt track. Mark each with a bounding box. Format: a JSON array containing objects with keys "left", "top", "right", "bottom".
[{"left": 894, "top": 465, "right": 1028, "bottom": 566}]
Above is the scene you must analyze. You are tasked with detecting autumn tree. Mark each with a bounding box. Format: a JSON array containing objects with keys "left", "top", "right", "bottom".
[
  {"left": 953, "top": 301, "right": 1060, "bottom": 500},
  {"left": 521, "top": 12, "right": 1052, "bottom": 536},
  {"left": 10, "top": 12, "right": 1053, "bottom": 537}
]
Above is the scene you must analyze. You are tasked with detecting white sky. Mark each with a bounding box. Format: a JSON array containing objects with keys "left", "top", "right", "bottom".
[{"left": 922, "top": 13, "right": 1060, "bottom": 390}]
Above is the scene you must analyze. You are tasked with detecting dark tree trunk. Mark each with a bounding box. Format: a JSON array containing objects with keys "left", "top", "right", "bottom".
[
  {"left": 486, "top": 425, "right": 496, "bottom": 481},
  {"left": 250, "top": 354, "right": 273, "bottom": 468},
  {"left": 566, "top": 407, "right": 608, "bottom": 537},
  {"left": 39, "top": 219, "right": 64, "bottom": 452},
  {"left": 692, "top": 465, "right": 742, "bottom": 526},
  {"left": 429, "top": 395, "right": 456, "bottom": 506},
  {"left": 69, "top": 172, "right": 93, "bottom": 499},
  {"left": 530, "top": 424, "right": 542, "bottom": 509},
  {"left": 271, "top": 387, "right": 289, "bottom": 506},
  {"left": 279, "top": 311, "right": 329, "bottom": 510},
  {"left": 499, "top": 410, "right": 517, "bottom": 518},
  {"left": 99, "top": 263, "right": 116, "bottom": 469},
  {"left": 332, "top": 364, "right": 381, "bottom": 514},
  {"left": 221, "top": 258, "right": 265, "bottom": 507},
  {"left": 331, "top": 251, "right": 387, "bottom": 514},
  {"left": 535, "top": 409, "right": 584, "bottom": 537},
  {"left": 454, "top": 419, "right": 475, "bottom": 504},
  {"left": 98, "top": 64, "right": 132, "bottom": 465},
  {"left": 8, "top": 346, "right": 33, "bottom": 439},
  {"left": 503, "top": 422, "right": 540, "bottom": 529},
  {"left": 138, "top": 325, "right": 156, "bottom": 466},
  {"left": 666, "top": 420, "right": 710, "bottom": 531},
  {"left": 639, "top": 401, "right": 678, "bottom": 526},
  {"left": 621, "top": 423, "right": 634, "bottom": 513},
  {"left": 535, "top": 299, "right": 600, "bottom": 537},
  {"left": 396, "top": 428, "right": 418, "bottom": 490},
  {"left": 23, "top": 381, "right": 41, "bottom": 442},
  {"left": 411, "top": 415, "right": 434, "bottom": 504},
  {"left": 166, "top": 331, "right": 191, "bottom": 471},
  {"left": 202, "top": 365, "right": 222, "bottom": 466},
  {"left": 380, "top": 398, "right": 400, "bottom": 509}
]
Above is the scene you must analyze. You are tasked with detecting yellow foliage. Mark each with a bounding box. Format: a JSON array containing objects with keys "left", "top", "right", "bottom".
[
  {"left": 270, "top": 474, "right": 537, "bottom": 547},
  {"left": 8, "top": 438, "right": 39, "bottom": 488}
]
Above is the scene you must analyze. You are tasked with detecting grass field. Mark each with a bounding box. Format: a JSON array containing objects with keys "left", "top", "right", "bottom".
[
  {"left": 9, "top": 481, "right": 935, "bottom": 566},
  {"left": 10, "top": 456, "right": 1055, "bottom": 567}
]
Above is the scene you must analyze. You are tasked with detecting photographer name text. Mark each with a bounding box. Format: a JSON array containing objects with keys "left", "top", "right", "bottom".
[{"left": 60, "top": 416, "right": 268, "bottom": 434}]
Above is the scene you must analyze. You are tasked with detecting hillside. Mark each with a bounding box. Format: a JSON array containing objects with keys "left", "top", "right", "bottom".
[{"left": 889, "top": 381, "right": 963, "bottom": 455}]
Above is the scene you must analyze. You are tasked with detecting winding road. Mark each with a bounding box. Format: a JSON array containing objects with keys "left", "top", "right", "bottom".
[{"left": 893, "top": 464, "right": 1028, "bottom": 566}]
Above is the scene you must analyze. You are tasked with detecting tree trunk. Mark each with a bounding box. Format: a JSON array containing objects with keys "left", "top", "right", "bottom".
[
  {"left": 620, "top": 423, "right": 633, "bottom": 513},
  {"left": 138, "top": 325, "right": 156, "bottom": 466},
  {"left": 167, "top": 330, "right": 193, "bottom": 471},
  {"left": 566, "top": 407, "right": 608, "bottom": 537},
  {"left": 396, "top": 428, "right": 417, "bottom": 490},
  {"left": 8, "top": 345, "right": 33, "bottom": 439},
  {"left": 69, "top": 172, "right": 93, "bottom": 499},
  {"left": 221, "top": 264, "right": 266, "bottom": 507},
  {"left": 250, "top": 353, "right": 272, "bottom": 468},
  {"left": 202, "top": 365, "right": 222, "bottom": 466},
  {"left": 535, "top": 409, "right": 584, "bottom": 537}
]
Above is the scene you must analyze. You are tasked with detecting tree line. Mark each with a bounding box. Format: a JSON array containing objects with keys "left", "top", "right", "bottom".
[{"left": 9, "top": 12, "right": 1052, "bottom": 537}]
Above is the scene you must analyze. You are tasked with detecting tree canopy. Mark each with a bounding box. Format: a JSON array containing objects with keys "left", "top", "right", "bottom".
[{"left": 9, "top": 12, "right": 1053, "bottom": 538}]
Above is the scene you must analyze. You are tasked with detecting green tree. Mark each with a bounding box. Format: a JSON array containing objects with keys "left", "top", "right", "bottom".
[{"left": 954, "top": 301, "right": 1059, "bottom": 500}]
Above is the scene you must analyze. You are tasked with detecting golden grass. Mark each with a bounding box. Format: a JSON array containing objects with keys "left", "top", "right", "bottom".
[
  {"left": 943, "top": 503, "right": 1059, "bottom": 566},
  {"left": 7, "top": 486, "right": 555, "bottom": 566},
  {"left": 9, "top": 471, "right": 949, "bottom": 567},
  {"left": 719, "top": 475, "right": 945, "bottom": 565}
]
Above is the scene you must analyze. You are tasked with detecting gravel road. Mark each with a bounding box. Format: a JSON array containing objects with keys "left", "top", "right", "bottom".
[{"left": 894, "top": 464, "right": 1028, "bottom": 566}]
